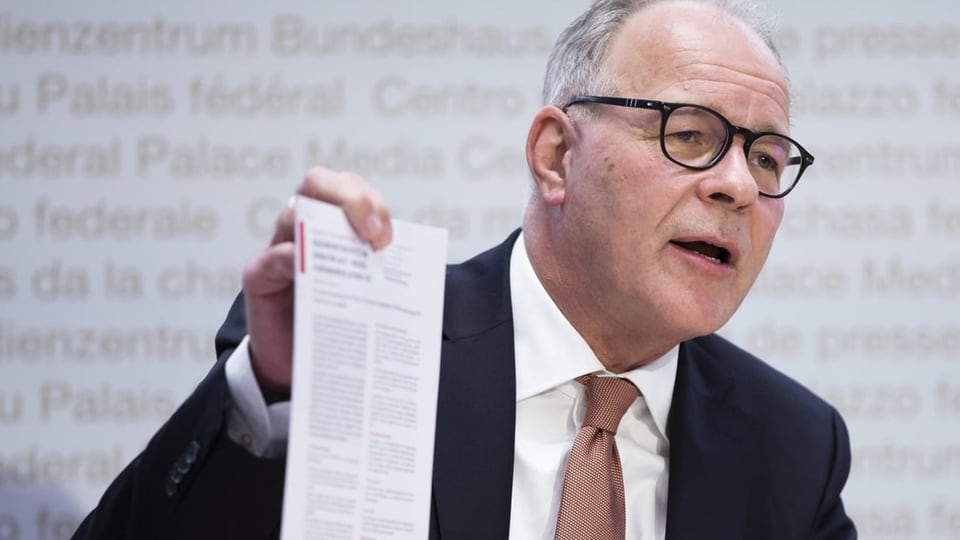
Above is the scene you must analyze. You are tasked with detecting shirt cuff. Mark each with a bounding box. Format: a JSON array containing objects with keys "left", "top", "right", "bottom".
[{"left": 224, "top": 335, "right": 290, "bottom": 459}]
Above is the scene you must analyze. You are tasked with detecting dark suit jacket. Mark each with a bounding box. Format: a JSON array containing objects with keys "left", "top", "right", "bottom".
[{"left": 74, "top": 230, "right": 856, "bottom": 539}]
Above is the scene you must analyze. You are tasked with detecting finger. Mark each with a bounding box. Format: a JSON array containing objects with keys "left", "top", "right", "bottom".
[
  {"left": 297, "top": 167, "right": 393, "bottom": 249},
  {"left": 365, "top": 186, "right": 393, "bottom": 250},
  {"left": 242, "top": 242, "right": 296, "bottom": 296},
  {"left": 269, "top": 205, "right": 297, "bottom": 246}
]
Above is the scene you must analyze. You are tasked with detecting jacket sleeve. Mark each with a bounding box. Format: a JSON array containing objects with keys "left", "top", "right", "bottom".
[
  {"left": 814, "top": 408, "right": 858, "bottom": 540},
  {"left": 72, "top": 293, "right": 287, "bottom": 540}
]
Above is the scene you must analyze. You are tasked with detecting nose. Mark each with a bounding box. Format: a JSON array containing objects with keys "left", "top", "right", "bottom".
[{"left": 696, "top": 138, "right": 759, "bottom": 210}]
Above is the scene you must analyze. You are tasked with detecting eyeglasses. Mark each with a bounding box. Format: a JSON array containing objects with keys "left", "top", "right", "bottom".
[{"left": 562, "top": 96, "right": 815, "bottom": 198}]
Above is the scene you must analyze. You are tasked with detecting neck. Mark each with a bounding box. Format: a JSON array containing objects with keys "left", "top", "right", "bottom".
[{"left": 522, "top": 217, "right": 676, "bottom": 374}]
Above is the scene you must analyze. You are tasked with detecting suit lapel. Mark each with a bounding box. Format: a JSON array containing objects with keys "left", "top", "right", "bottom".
[
  {"left": 664, "top": 336, "right": 757, "bottom": 540},
  {"left": 430, "top": 231, "right": 520, "bottom": 539}
]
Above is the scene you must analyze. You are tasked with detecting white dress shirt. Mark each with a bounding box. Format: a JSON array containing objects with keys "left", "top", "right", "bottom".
[
  {"left": 508, "top": 233, "right": 677, "bottom": 540},
  {"left": 224, "top": 232, "right": 678, "bottom": 538},
  {"left": 224, "top": 336, "right": 290, "bottom": 459}
]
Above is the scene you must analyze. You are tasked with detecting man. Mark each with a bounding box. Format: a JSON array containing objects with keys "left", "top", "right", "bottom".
[{"left": 74, "top": 0, "right": 857, "bottom": 538}]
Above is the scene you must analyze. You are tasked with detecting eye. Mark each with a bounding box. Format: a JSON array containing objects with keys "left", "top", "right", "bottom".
[
  {"left": 751, "top": 152, "right": 781, "bottom": 173},
  {"left": 669, "top": 130, "right": 703, "bottom": 143},
  {"left": 748, "top": 136, "right": 792, "bottom": 175},
  {"left": 662, "top": 107, "right": 727, "bottom": 163},
  {"left": 662, "top": 128, "right": 721, "bottom": 164}
]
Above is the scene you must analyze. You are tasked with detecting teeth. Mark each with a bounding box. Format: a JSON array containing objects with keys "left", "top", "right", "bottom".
[{"left": 670, "top": 240, "right": 728, "bottom": 264}]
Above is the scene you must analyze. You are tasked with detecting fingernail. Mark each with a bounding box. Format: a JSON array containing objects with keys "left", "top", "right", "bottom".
[{"left": 366, "top": 214, "right": 383, "bottom": 238}]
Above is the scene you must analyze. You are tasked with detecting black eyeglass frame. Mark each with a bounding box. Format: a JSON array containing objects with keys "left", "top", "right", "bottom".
[{"left": 562, "top": 95, "right": 815, "bottom": 199}]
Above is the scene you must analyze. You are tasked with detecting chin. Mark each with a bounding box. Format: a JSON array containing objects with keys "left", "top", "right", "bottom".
[{"left": 675, "top": 300, "right": 739, "bottom": 339}]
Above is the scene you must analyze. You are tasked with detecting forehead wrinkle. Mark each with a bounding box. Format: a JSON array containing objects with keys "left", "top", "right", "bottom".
[
  {"left": 669, "top": 45, "right": 786, "bottom": 82},
  {"left": 607, "top": 42, "right": 788, "bottom": 103},
  {"left": 665, "top": 53, "right": 789, "bottom": 99},
  {"left": 672, "top": 83, "right": 790, "bottom": 133}
]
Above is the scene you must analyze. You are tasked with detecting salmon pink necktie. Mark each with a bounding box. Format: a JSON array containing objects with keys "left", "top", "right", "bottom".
[{"left": 554, "top": 375, "right": 639, "bottom": 540}]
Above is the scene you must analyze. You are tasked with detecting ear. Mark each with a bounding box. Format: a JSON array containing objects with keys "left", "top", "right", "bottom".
[{"left": 526, "top": 106, "right": 574, "bottom": 206}]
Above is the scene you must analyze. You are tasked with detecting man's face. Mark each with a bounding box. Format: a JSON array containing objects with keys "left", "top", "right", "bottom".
[{"left": 557, "top": 2, "right": 790, "bottom": 352}]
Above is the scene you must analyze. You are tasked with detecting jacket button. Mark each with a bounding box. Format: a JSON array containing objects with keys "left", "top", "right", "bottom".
[{"left": 165, "top": 440, "right": 201, "bottom": 497}]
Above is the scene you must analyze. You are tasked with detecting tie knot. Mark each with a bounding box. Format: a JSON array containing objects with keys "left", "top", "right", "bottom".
[{"left": 576, "top": 375, "right": 639, "bottom": 435}]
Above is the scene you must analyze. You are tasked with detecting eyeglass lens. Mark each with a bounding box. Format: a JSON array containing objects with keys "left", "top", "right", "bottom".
[{"left": 663, "top": 106, "right": 802, "bottom": 196}]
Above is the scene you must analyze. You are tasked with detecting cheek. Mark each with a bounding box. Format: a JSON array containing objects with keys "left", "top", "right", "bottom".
[
  {"left": 570, "top": 153, "right": 628, "bottom": 216},
  {"left": 571, "top": 139, "right": 679, "bottom": 238},
  {"left": 604, "top": 149, "right": 674, "bottom": 201},
  {"left": 751, "top": 202, "right": 785, "bottom": 261}
]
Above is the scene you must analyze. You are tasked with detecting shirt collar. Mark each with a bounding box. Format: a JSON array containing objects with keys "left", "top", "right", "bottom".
[{"left": 510, "top": 232, "right": 678, "bottom": 440}]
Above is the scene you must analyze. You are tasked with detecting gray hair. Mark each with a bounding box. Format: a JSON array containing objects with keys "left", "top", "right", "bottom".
[{"left": 542, "top": 0, "right": 783, "bottom": 108}]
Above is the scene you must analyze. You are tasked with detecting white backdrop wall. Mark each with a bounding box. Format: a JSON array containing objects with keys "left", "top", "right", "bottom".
[{"left": 1, "top": 1, "right": 958, "bottom": 538}]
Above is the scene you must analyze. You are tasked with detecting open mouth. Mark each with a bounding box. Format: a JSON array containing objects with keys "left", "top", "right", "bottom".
[{"left": 670, "top": 240, "right": 731, "bottom": 265}]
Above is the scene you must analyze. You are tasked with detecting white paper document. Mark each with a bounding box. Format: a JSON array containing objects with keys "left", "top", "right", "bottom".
[{"left": 281, "top": 197, "right": 448, "bottom": 540}]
